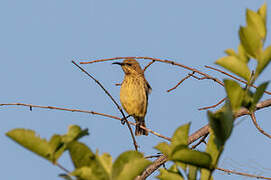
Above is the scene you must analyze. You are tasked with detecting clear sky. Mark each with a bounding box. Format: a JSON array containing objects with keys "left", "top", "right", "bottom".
[{"left": 1, "top": 0, "right": 271, "bottom": 179}]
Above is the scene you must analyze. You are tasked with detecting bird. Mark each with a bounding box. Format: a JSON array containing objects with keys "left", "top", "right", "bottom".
[{"left": 113, "top": 59, "right": 151, "bottom": 136}]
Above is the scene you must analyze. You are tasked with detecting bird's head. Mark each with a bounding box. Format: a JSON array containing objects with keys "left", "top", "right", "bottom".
[{"left": 112, "top": 59, "right": 143, "bottom": 75}]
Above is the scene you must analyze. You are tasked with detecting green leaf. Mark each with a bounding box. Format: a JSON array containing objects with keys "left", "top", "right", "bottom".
[
  {"left": 224, "top": 79, "right": 245, "bottom": 111},
  {"left": 208, "top": 106, "right": 234, "bottom": 145},
  {"left": 97, "top": 151, "right": 112, "bottom": 176},
  {"left": 200, "top": 131, "right": 222, "bottom": 180},
  {"left": 171, "top": 146, "right": 212, "bottom": 169},
  {"left": 215, "top": 56, "right": 251, "bottom": 81},
  {"left": 188, "top": 165, "right": 198, "bottom": 180},
  {"left": 239, "top": 26, "right": 262, "bottom": 59},
  {"left": 68, "top": 142, "right": 110, "bottom": 179},
  {"left": 112, "top": 151, "right": 151, "bottom": 180},
  {"left": 6, "top": 129, "right": 52, "bottom": 161},
  {"left": 49, "top": 135, "right": 64, "bottom": 163},
  {"left": 257, "top": 3, "right": 267, "bottom": 25},
  {"left": 65, "top": 125, "right": 89, "bottom": 141},
  {"left": 251, "top": 81, "right": 269, "bottom": 110},
  {"left": 71, "top": 166, "right": 96, "bottom": 180},
  {"left": 238, "top": 44, "right": 250, "bottom": 63},
  {"left": 157, "top": 167, "right": 184, "bottom": 180},
  {"left": 246, "top": 9, "right": 266, "bottom": 40},
  {"left": 224, "top": 48, "right": 237, "bottom": 56},
  {"left": 256, "top": 45, "right": 271, "bottom": 77},
  {"left": 155, "top": 142, "right": 172, "bottom": 156},
  {"left": 171, "top": 123, "right": 190, "bottom": 148}
]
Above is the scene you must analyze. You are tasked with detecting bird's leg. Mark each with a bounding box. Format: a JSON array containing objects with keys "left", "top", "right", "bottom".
[{"left": 121, "top": 115, "right": 131, "bottom": 125}]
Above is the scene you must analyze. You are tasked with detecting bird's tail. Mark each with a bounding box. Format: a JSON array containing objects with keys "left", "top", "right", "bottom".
[{"left": 135, "top": 117, "right": 148, "bottom": 136}]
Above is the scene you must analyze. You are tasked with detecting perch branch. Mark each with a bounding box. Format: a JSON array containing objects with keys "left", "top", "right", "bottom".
[
  {"left": 143, "top": 60, "right": 155, "bottom": 72},
  {"left": 0, "top": 103, "right": 170, "bottom": 141}
]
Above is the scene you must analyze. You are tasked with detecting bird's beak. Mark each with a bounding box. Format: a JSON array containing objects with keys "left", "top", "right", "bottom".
[{"left": 112, "top": 62, "right": 124, "bottom": 66}]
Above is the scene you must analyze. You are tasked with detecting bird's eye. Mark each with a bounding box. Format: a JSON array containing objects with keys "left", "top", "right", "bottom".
[{"left": 126, "top": 63, "right": 132, "bottom": 66}]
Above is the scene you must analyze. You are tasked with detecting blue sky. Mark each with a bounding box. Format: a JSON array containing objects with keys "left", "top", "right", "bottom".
[{"left": 1, "top": 0, "right": 271, "bottom": 179}]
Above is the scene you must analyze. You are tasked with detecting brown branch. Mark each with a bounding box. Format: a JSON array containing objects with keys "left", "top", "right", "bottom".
[
  {"left": 250, "top": 112, "right": 271, "bottom": 139},
  {"left": 0, "top": 103, "right": 171, "bottom": 141},
  {"left": 205, "top": 65, "right": 271, "bottom": 95},
  {"left": 137, "top": 98, "right": 271, "bottom": 179},
  {"left": 71, "top": 61, "right": 138, "bottom": 151},
  {"left": 167, "top": 73, "right": 193, "bottom": 92},
  {"left": 191, "top": 133, "right": 208, "bottom": 149},
  {"left": 143, "top": 60, "right": 155, "bottom": 72},
  {"left": 216, "top": 167, "right": 271, "bottom": 180},
  {"left": 55, "top": 162, "right": 70, "bottom": 174},
  {"left": 198, "top": 97, "right": 226, "bottom": 111},
  {"left": 80, "top": 57, "right": 224, "bottom": 87}
]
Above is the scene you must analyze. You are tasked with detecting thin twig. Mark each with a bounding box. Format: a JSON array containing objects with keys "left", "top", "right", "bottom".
[
  {"left": 71, "top": 61, "right": 138, "bottom": 151},
  {"left": 205, "top": 65, "right": 271, "bottom": 95},
  {"left": 55, "top": 162, "right": 70, "bottom": 174},
  {"left": 145, "top": 154, "right": 163, "bottom": 159},
  {"left": 250, "top": 112, "right": 271, "bottom": 139},
  {"left": 143, "top": 60, "right": 155, "bottom": 72},
  {"left": 137, "top": 98, "right": 271, "bottom": 179},
  {"left": 80, "top": 57, "right": 224, "bottom": 87},
  {"left": 167, "top": 73, "right": 193, "bottom": 92},
  {"left": 198, "top": 97, "right": 226, "bottom": 111},
  {"left": 216, "top": 167, "right": 271, "bottom": 180},
  {"left": 0, "top": 103, "right": 171, "bottom": 141},
  {"left": 191, "top": 133, "right": 208, "bottom": 149}
]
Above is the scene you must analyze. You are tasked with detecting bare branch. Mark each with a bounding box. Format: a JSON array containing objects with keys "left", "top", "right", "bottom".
[
  {"left": 71, "top": 61, "right": 138, "bottom": 151},
  {"left": 167, "top": 73, "right": 193, "bottom": 92},
  {"left": 250, "top": 112, "right": 271, "bottom": 139},
  {"left": 143, "top": 60, "right": 155, "bottom": 72},
  {"left": 191, "top": 133, "right": 208, "bottom": 149},
  {"left": 205, "top": 65, "right": 271, "bottom": 95},
  {"left": 80, "top": 57, "right": 224, "bottom": 87},
  {"left": 198, "top": 97, "right": 226, "bottom": 111},
  {"left": 0, "top": 103, "right": 171, "bottom": 141},
  {"left": 137, "top": 98, "right": 271, "bottom": 179},
  {"left": 216, "top": 167, "right": 271, "bottom": 180}
]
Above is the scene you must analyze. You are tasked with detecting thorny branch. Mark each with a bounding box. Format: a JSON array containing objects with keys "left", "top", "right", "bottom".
[
  {"left": 205, "top": 65, "right": 271, "bottom": 95},
  {"left": 250, "top": 112, "right": 271, "bottom": 139},
  {"left": 0, "top": 103, "right": 170, "bottom": 141},
  {"left": 71, "top": 61, "right": 139, "bottom": 151}
]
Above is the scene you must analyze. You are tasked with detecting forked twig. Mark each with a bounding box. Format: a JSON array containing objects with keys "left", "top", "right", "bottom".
[
  {"left": 205, "top": 65, "right": 271, "bottom": 95},
  {"left": 250, "top": 112, "right": 271, "bottom": 139},
  {"left": 198, "top": 97, "right": 226, "bottom": 111},
  {"left": 167, "top": 73, "right": 194, "bottom": 92},
  {"left": 71, "top": 61, "right": 138, "bottom": 150}
]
